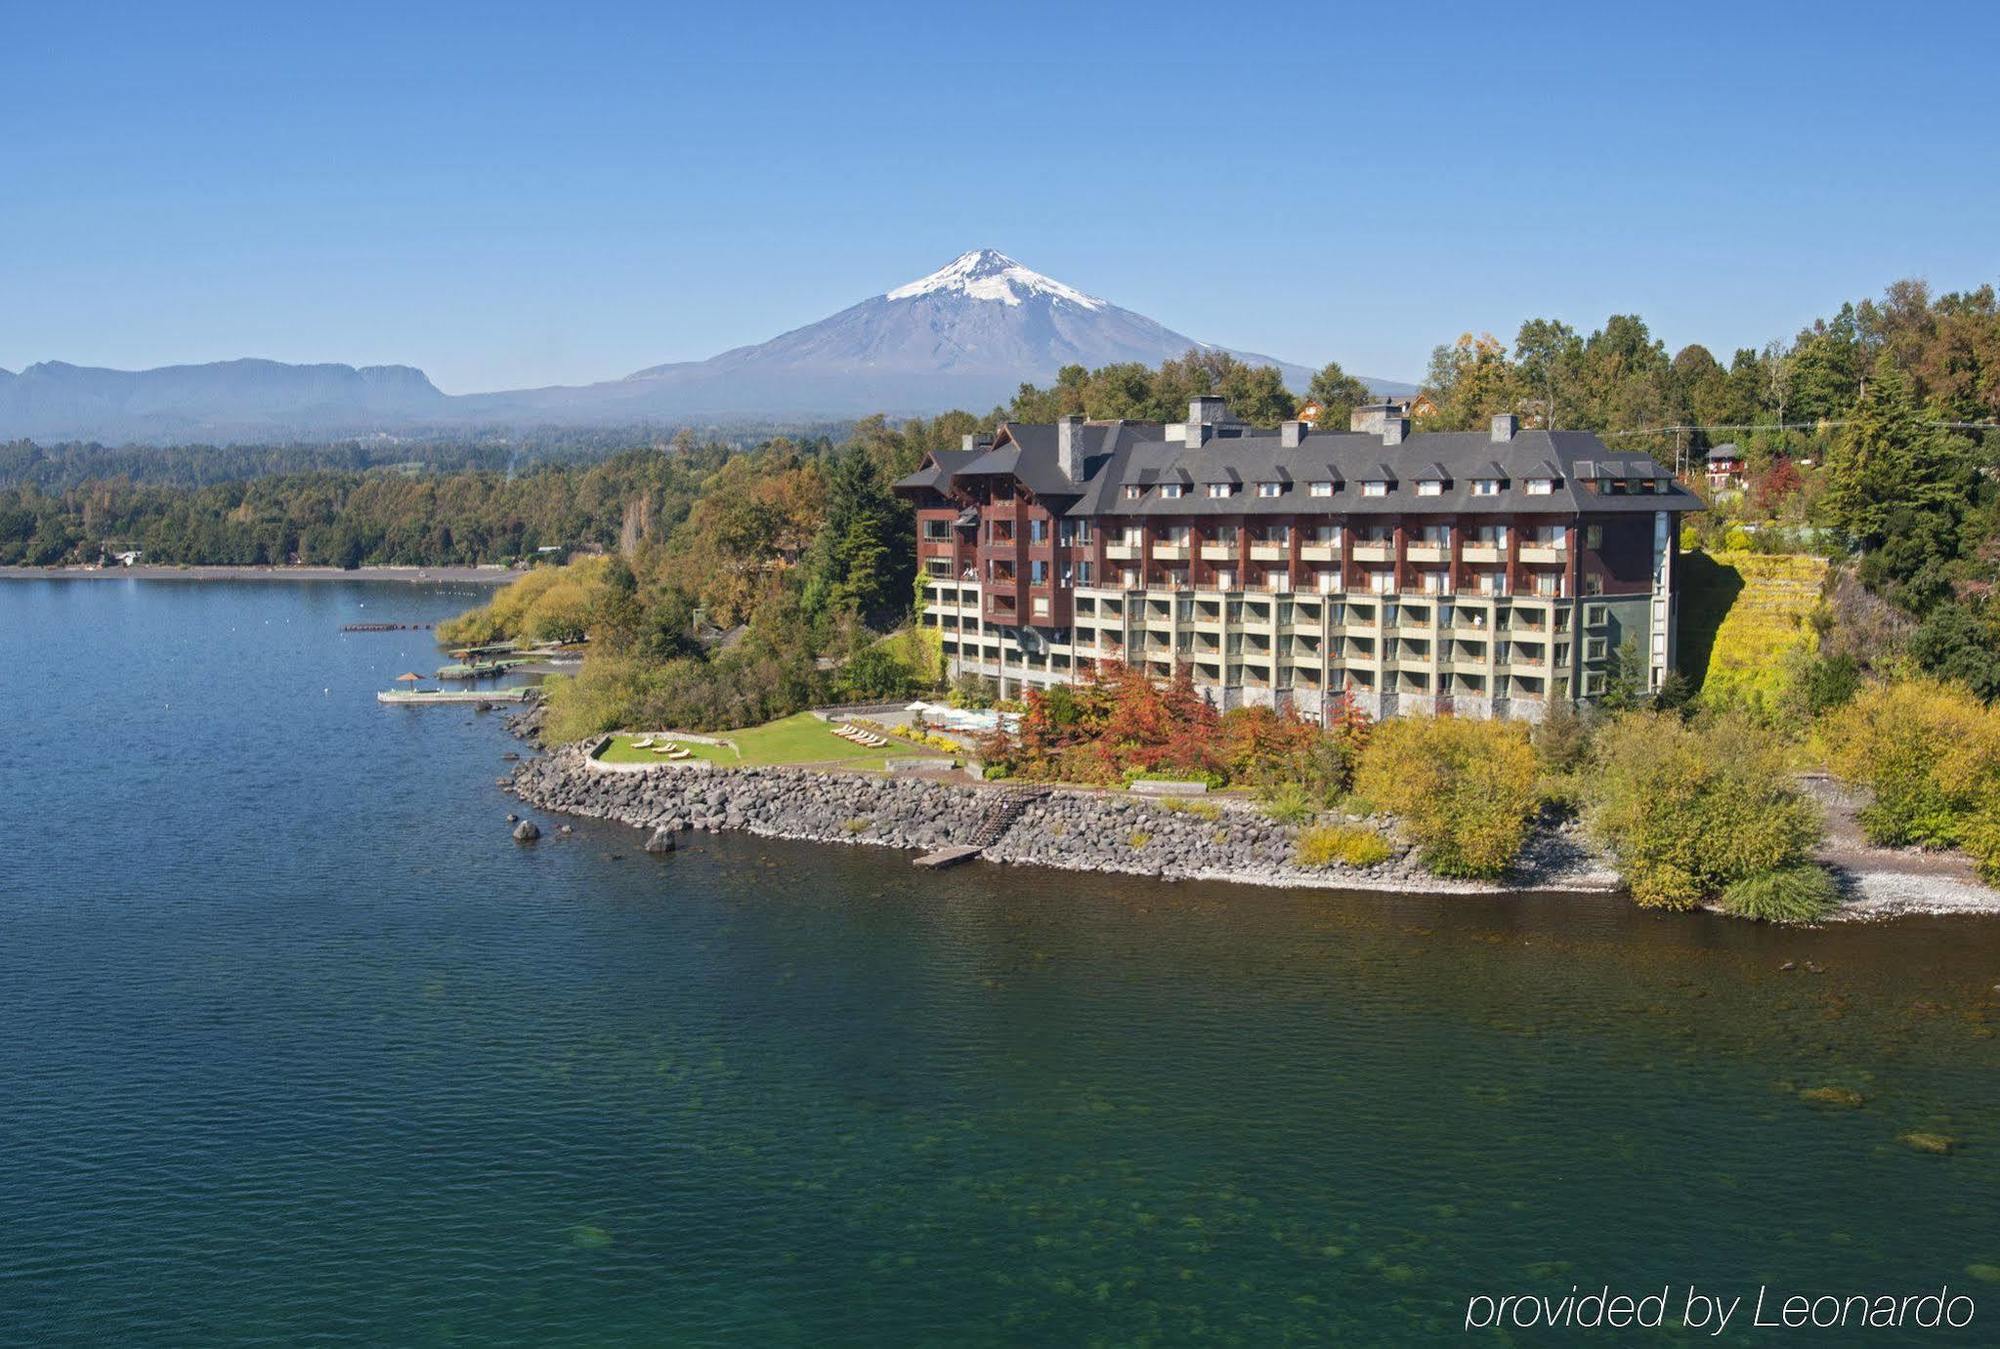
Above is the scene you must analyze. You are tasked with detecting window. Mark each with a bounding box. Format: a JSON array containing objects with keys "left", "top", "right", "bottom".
[
  {"left": 1206, "top": 482, "right": 1234, "bottom": 498},
  {"left": 922, "top": 519, "right": 952, "bottom": 540},
  {"left": 1029, "top": 518, "right": 1048, "bottom": 544},
  {"left": 1121, "top": 525, "right": 1143, "bottom": 546},
  {"left": 1525, "top": 478, "right": 1554, "bottom": 495},
  {"left": 1058, "top": 518, "right": 1091, "bottom": 545},
  {"left": 1417, "top": 480, "right": 1443, "bottom": 497},
  {"left": 1309, "top": 480, "right": 1334, "bottom": 497},
  {"left": 1160, "top": 483, "right": 1184, "bottom": 499},
  {"left": 1473, "top": 479, "right": 1502, "bottom": 495},
  {"left": 1362, "top": 481, "right": 1389, "bottom": 498},
  {"left": 1585, "top": 525, "right": 1604, "bottom": 549},
  {"left": 1584, "top": 574, "right": 1604, "bottom": 596},
  {"left": 1075, "top": 561, "right": 1093, "bottom": 586},
  {"left": 1212, "top": 524, "right": 1239, "bottom": 546},
  {"left": 1123, "top": 485, "right": 1143, "bottom": 500},
  {"left": 1257, "top": 481, "right": 1282, "bottom": 497}
]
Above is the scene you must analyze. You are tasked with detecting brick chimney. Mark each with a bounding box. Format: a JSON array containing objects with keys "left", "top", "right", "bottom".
[
  {"left": 1057, "top": 414, "right": 1084, "bottom": 481},
  {"left": 1280, "top": 420, "right": 1305, "bottom": 448},
  {"left": 1491, "top": 413, "right": 1518, "bottom": 442}
]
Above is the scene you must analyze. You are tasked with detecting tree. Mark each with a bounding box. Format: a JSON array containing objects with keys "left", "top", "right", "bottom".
[
  {"left": 1514, "top": 319, "right": 1583, "bottom": 429},
  {"left": 1584, "top": 714, "right": 1821, "bottom": 910},
  {"left": 1354, "top": 716, "right": 1539, "bottom": 879},
  {"left": 1423, "top": 333, "right": 1518, "bottom": 430},
  {"left": 1305, "top": 361, "right": 1371, "bottom": 427}
]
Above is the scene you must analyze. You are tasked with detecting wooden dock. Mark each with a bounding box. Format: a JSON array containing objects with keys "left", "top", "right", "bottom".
[
  {"left": 912, "top": 845, "right": 982, "bottom": 870},
  {"left": 377, "top": 687, "right": 537, "bottom": 704}
]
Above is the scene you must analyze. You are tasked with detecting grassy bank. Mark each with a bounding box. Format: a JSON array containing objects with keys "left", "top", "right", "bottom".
[{"left": 596, "top": 713, "right": 934, "bottom": 769}]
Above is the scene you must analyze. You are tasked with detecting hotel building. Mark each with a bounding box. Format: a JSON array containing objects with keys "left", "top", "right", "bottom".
[{"left": 894, "top": 398, "right": 1702, "bottom": 721}]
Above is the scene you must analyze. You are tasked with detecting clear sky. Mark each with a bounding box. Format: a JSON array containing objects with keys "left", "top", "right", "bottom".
[{"left": 5, "top": 1, "right": 1997, "bottom": 393}]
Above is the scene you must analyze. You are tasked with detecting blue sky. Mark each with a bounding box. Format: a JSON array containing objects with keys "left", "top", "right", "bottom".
[{"left": 5, "top": 1, "right": 1997, "bottom": 393}]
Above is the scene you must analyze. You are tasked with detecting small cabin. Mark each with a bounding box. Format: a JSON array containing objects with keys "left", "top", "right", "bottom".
[{"left": 1705, "top": 443, "right": 1745, "bottom": 490}]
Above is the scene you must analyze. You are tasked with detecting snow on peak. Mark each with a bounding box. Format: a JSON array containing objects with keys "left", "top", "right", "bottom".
[{"left": 886, "top": 249, "right": 1104, "bottom": 311}]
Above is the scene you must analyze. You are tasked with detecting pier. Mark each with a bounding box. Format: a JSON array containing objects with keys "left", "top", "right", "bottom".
[{"left": 377, "top": 687, "right": 538, "bottom": 704}]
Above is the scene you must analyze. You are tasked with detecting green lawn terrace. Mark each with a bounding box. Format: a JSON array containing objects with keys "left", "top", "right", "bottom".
[{"left": 593, "top": 712, "right": 945, "bottom": 770}]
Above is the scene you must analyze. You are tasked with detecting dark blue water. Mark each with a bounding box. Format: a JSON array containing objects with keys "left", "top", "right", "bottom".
[{"left": 4, "top": 579, "right": 1999, "bottom": 1344}]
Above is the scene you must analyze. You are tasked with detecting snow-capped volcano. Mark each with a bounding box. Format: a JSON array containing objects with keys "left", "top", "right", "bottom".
[
  {"left": 587, "top": 249, "right": 1332, "bottom": 416},
  {"left": 0, "top": 250, "right": 1412, "bottom": 442},
  {"left": 885, "top": 249, "right": 1105, "bottom": 311}
]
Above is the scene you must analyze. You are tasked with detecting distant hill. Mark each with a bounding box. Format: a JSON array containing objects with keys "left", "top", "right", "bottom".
[
  {"left": 0, "top": 250, "right": 1414, "bottom": 443},
  {"left": 0, "top": 359, "right": 448, "bottom": 444}
]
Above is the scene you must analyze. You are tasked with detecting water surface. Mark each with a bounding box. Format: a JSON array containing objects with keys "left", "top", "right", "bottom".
[{"left": 3, "top": 579, "right": 1998, "bottom": 1343}]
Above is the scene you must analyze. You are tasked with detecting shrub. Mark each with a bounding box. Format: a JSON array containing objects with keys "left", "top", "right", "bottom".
[
  {"left": 439, "top": 556, "right": 615, "bottom": 646},
  {"left": 1126, "top": 831, "right": 1153, "bottom": 849},
  {"left": 1718, "top": 864, "right": 1841, "bottom": 923},
  {"left": 1294, "top": 825, "right": 1393, "bottom": 869},
  {"left": 1158, "top": 798, "right": 1222, "bottom": 821},
  {"left": 1819, "top": 678, "right": 2000, "bottom": 853},
  {"left": 1354, "top": 717, "right": 1538, "bottom": 879},
  {"left": 1584, "top": 713, "right": 1821, "bottom": 910},
  {"left": 837, "top": 646, "right": 913, "bottom": 700},
  {"left": 1259, "top": 781, "right": 1316, "bottom": 826}
]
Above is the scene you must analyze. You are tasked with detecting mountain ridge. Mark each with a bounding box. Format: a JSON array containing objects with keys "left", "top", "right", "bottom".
[{"left": 0, "top": 250, "right": 1413, "bottom": 443}]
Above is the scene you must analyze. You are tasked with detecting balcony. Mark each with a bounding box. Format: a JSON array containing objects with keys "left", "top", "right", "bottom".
[
  {"left": 1152, "top": 543, "right": 1189, "bottom": 561},
  {"left": 1200, "top": 542, "right": 1236, "bottom": 561},
  {"left": 1519, "top": 544, "right": 1566, "bottom": 564},
  {"left": 1461, "top": 544, "right": 1501, "bottom": 563},
  {"left": 1406, "top": 543, "right": 1446, "bottom": 563},
  {"left": 1105, "top": 543, "right": 1140, "bottom": 561},
  {"left": 1299, "top": 544, "right": 1336, "bottom": 562},
  {"left": 1351, "top": 543, "right": 1392, "bottom": 563}
]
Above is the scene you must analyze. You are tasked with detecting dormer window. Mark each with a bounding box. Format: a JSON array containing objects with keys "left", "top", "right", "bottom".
[
  {"left": 1206, "top": 482, "right": 1235, "bottom": 499},
  {"left": 1256, "top": 482, "right": 1282, "bottom": 498},
  {"left": 1362, "top": 481, "right": 1389, "bottom": 498},
  {"left": 1123, "top": 485, "right": 1143, "bottom": 500},
  {"left": 1525, "top": 478, "right": 1554, "bottom": 496},
  {"left": 1160, "top": 483, "right": 1184, "bottom": 499},
  {"left": 1472, "top": 479, "right": 1502, "bottom": 496},
  {"left": 1309, "top": 481, "right": 1334, "bottom": 497},
  {"left": 1416, "top": 480, "right": 1443, "bottom": 497}
]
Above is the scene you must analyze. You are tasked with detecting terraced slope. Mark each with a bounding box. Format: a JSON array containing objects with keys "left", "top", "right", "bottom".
[{"left": 1679, "top": 550, "right": 1828, "bottom": 713}]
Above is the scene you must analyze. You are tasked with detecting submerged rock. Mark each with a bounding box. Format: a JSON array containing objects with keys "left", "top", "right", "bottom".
[
  {"left": 1900, "top": 1132, "right": 1955, "bottom": 1154},
  {"left": 1799, "top": 1085, "right": 1865, "bottom": 1108},
  {"left": 513, "top": 820, "right": 541, "bottom": 842},
  {"left": 644, "top": 827, "right": 677, "bottom": 854}
]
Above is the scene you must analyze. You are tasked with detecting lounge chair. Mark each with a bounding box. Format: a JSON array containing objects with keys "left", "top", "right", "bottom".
[
  {"left": 631, "top": 736, "right": 654, "bottom": 748},
  {"left": 651, "top": 746, "right": 674, "bottom": 755}
]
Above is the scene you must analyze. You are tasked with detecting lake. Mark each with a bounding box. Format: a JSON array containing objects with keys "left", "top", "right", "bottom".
[{"left": 3, "top": 578, "right": 1998, "bottom": 1343}]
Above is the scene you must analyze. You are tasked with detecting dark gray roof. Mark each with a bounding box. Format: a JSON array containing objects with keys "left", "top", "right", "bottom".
[
  {"left": 1067, "top": 426, "right": 1701, "bottom": 518},
  {"left": 947, "top": 420, "right": 1165, "bottom": 498},
  {"left": 892, "top": 447, "right": 981, "bottom": 495},
  {"left": 1705, "top": 443, "right": 1741, "bottom": 462}
]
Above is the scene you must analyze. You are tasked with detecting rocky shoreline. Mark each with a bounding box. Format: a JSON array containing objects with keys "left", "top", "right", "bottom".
[{"left": 502, "top": 740, "right": 1624, "bottom": 897}]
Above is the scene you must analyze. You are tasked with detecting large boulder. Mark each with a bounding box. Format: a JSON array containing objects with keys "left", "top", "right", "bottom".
[
  {"left": 643, "top": 827, "right": 677, "bottom": 854},
  {"left": 513, "top": 820, "right": 541, "bottom": 842}
]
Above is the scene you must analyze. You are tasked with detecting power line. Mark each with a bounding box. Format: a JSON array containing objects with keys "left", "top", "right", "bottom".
[{"left": 1599, "top": 418, "right": 1999, "bottom": 437}]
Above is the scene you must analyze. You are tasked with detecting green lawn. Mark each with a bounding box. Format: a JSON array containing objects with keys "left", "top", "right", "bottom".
[
  {"left": 598, "top": 712, "right": 937, "bottom": 769},
  {"left": 597, "top": 734, "right": 737, "bottom": 765}
]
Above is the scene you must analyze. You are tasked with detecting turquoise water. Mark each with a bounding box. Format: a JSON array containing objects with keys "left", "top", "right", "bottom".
[{"left": 3, "top": 578, "right": 1999, "bottom": 1344}]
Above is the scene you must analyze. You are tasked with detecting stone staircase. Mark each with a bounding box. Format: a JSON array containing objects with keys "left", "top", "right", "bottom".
[{"left": 968, "top": 787, "right": 1048, "bottom": 848}]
